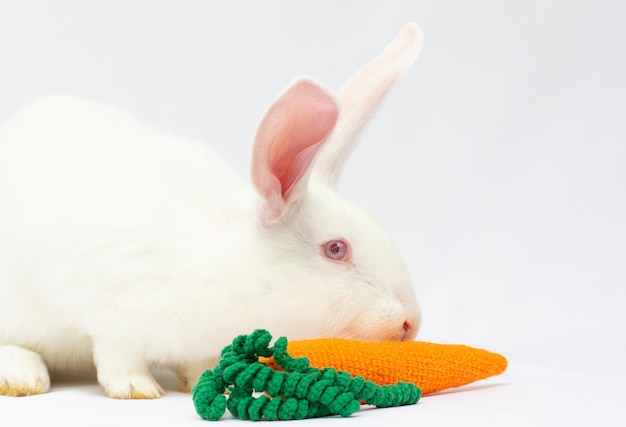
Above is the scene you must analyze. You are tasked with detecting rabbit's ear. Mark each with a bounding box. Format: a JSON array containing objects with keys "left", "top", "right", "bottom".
[
  {"left": 312, "top": 23, "right": 424, "bottom": 188},
  {"left": 252, "top": 78, "right": 339, "bottom": 224}
]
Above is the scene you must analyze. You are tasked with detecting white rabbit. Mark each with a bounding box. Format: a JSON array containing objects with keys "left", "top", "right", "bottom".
[{"left": 0, "top": 23, "right": 423, "bottom": 399}]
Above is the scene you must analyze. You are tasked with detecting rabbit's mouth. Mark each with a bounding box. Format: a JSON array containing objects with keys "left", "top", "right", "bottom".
[
  {"left": 383, "top": 320, "right": 419, "bottom": 342},
  {"left": 334, "top": 318, "right": 418, "bottom": 343}
]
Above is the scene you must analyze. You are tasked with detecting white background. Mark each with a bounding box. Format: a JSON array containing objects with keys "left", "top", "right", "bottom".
[{"left": 1, "top": 1, "right": 625, "bottom": 426}]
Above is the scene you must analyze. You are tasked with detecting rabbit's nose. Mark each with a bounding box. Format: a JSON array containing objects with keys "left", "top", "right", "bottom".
[{"left": 401, "top": 319, "right": 418, "bottom": 341}]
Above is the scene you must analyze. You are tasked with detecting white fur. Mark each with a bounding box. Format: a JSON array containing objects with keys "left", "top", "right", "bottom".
[{"left": 0, "top": 23, "right": 423, "bottom": 398}]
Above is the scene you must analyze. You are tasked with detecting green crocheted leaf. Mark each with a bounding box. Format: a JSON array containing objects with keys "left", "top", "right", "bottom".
[{"left": 191, "top": 330, "right": 421, "bottom": 421}]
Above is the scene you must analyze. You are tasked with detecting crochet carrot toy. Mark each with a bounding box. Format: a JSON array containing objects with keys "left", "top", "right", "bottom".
[
  {"left": 267, "top": 336, "right": 508, "bottom": 395},
  {"left": 192, "top": 330, "right": 507, "bottom": 421}
]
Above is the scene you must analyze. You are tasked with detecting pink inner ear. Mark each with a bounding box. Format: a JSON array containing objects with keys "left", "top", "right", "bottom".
[
  {"left": 278, "top": 141, "right": 324, "bottom": 198},
  {"left": 253, "top": 79, "right": 339, "bottom": 202}
]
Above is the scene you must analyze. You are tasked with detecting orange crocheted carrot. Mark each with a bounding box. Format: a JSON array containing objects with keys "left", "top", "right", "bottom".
[{"left": 264, "top": 338, "right": 507, "bottom": 395}]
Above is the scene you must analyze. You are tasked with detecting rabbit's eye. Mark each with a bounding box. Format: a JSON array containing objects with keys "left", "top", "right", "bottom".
[{"left": 323, "top": 239, "right": 350, "bottom": 262}]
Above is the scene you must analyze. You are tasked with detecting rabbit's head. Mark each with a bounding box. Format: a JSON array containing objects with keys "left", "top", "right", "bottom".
[{"left": 248, "top": 24, "right": 423, "bottom": 342}]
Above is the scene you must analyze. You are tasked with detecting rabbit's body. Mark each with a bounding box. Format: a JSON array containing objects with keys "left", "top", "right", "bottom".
[
  {"left": 0, "top": 96, "right": 250, "bottom": 362},
  {"left": 0, "top": 24, "right": 424, "bottom": 398}
]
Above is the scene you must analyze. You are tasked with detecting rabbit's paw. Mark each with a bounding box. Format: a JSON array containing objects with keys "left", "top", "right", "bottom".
[
  {"left": 0, "top": 345, "right": 50, "bottom": 396},
  {"left": 94, "top": 346, "right": 164, "bottom": 399},
  {"left": 98, "top": 370, "right": 165, "bottom": 399}
]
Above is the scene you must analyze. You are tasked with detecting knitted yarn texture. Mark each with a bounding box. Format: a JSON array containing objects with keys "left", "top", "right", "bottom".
[
  {"left": 268, "top": 337, "right": 509, "bottom": 395},
  {"left": 192, "top": 330, "right": 421, "bottom": 421}
]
